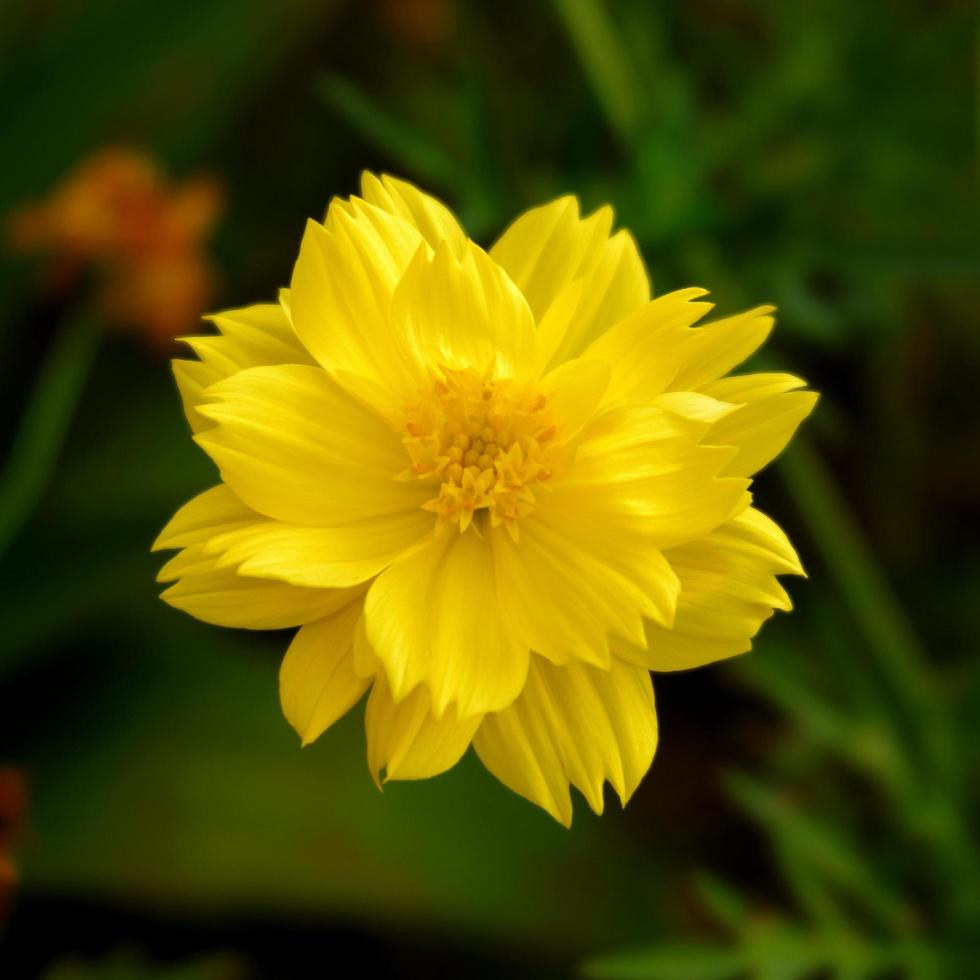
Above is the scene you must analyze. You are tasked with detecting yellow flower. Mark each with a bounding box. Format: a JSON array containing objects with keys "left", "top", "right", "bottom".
[{"left": 155, "top": 174, "right": 817, "bottom": 825}]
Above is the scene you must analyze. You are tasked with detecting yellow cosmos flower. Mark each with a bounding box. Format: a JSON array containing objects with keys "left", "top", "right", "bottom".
[{"left": 154, "top": 174, "right": 817, "bottom": 825}]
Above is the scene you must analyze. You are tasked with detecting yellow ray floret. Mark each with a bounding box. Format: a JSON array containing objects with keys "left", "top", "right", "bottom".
[{"left": 155, "top": 172, "right": 817, "bottom": 823}]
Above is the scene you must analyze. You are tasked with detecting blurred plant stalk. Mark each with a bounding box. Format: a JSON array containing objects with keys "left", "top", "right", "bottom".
[
  {"left": 779, "top": 441, "right": 980, "bottom": 924},
  {"left": 0, "top": 311, "right": 99, "bottom": 562}
]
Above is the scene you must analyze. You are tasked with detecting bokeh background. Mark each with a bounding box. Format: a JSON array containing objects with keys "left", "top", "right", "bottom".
[{"left": 1, "top": 1, "right": 977, "bottom": 977}]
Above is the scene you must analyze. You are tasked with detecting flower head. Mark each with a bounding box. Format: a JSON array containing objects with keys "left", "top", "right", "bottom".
[
  {"left": 155, "top": 174, "right": 816, "bottom": 824},
  {"left": 8, "top": 147, "right": 222, "bottom": 349}
]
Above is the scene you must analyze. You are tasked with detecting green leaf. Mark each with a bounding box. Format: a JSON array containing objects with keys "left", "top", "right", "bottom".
[
  {"left": 692, "top": 872, "right": 750, "bottom": 934},
  {"left": 550, "top": 0, "right": 644, "bottom": 145},
  {"left": 0, "top": 312, "right": 100, "bottom": 563},
  {"left": 777, "top": 441, "right": 953, "bottom": 786},
  {"left": 725, "top": 773, "right": 909, "bottom": 932},
  {"left": 583, "top": 943, "right": 747, "bottom": 980},
  {"left": 315, "top": 74, "right": 460, "bottom": 188}
]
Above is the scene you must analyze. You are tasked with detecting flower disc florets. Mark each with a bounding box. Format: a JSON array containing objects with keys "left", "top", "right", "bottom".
[{"left": 402, "top": 366, "right": 555, "bottom": 538}]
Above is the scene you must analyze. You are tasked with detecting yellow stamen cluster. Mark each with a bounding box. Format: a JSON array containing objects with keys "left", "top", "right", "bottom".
[{"left": 401, "top": 366, "right": 556, "bottom": 538}]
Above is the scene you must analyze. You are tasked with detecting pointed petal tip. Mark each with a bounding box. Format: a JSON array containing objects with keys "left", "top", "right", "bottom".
[
  {"left": 359, "top": 167, "right": 381, "bottom": 188},
  {"left": 158, "top": 583, "right": 182, "bottom": 609},
  {"left": 302, "top": 214, "right": 325, "bottom": 237},
  {"left": 591, "top": 200, "right": 616, "bottom": 223},
  {"left": 554, "top": 804, "right": 573, "bottom": 829},
  {"left": 150, "top": 530, "right": 170, "bottom": 553}
]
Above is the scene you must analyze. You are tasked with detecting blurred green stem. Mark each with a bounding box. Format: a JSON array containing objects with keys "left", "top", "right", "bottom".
[
  {"left": 315, "top": 74, "right": 460, "bottom": 189},
  {"left": 779, "top": 439, "right": 980, "bottom": 923},
  {"left": 0, "top": 310, "right": 99, "bottom": 562},
  {"left": 551, "top": 0, "right": 642, "bottom": 146},
  {"left": 778, "top": 440, "right": 951, "bottom": 780}
]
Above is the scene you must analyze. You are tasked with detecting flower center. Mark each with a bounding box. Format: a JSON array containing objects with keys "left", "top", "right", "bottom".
[{"left": 401, "top": 365, "right": 556, "bottom": 537}]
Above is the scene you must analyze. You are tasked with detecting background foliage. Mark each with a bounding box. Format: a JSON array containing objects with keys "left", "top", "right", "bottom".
[{"left": 1, "top": 1, "right": 977, "bottom": 977}]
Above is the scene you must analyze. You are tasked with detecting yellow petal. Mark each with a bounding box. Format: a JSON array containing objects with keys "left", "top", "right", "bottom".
[
  {"left": 618, "top": 507, "right": 804, "bottom": 672},
  {"left": 280, "top": 597, "right": 369, "bottom": 745},
  {"left": 154, "top": 484, "right": 419, "bottom": 591},
  {"left": 580, "top": 288, "right": 712, "bottom": 405},
  {"left": 195, "top": 302, "right": 314, "bottom": 371},
  {"left": 530, "top": 279, "right": 581, "bottom": 375},
  {"left": 561, "top": 405, "right": 749, "bottom": 549},
  {"left": 490, "top": 196, "right": 649, "bottom": 369},
  {"left": 173, "top": 359, "right": 221, "bottom": 435},
  {"left": 153, "top": 484, "right": 258, "bottom": 552},
  {"left": 699, "top": 371, "right": 807, "bottom": 402},
  {"left": 392, "top": 239, "right": 536, "bottom": 378},
  {"left": 474, "top": 655, "right": 657, "bottom": 826},
  {"left": 155, "top": 484, "right": 366, "bottom": 628},
  {"left": 492, "top": 494, "right": 680, "bottom": 668},
  {"left": 653, "top": 391, "right": 736, "bottom": 424},
  {"left": 698, "top": 373, "right": 818, "bottom": 477},
  {"left": 194, "top": 365, "right": 430, "bottom": 525},
  {"left": 538, "top": 357, "right": 611, "bottom": 444},
  {"left": 174, "top": 301, "right": 314, "bottom": 433},
  {"left": 365, "top": 672, "right": 481, "bottom": 786},
  {"left": 201, "top": 509, "right": 432, "bottom": 588},
  {"left": 359, "top": 172, "right": 467, "bottom": 256},
  {"left": 364, "top": 525, "right": 529, "bottom": 719},
  {"left": 156, "top": 542, "right": 222, "bottom": 582},
  {"left": 160, "top": 555, "right": 360, "bottom": 629},
  {"left": 352, "top": 612, "right": 380, "bottom": 679},
  {"left": 669, "top": 306, "right": 776, "bottom": 391},
  {"left": 289, "top": 203, "right": 424, "bottom": 405}
]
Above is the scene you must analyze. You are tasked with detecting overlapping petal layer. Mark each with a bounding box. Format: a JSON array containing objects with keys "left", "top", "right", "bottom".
[
  {"left": 195, "top": 364, "right": 430, "bottom": 525},
  {"left": 290, "top": 200, "right": 424, "bottom": 410},
  {"left": 392, "top": 238, "right": 536, "bottom": 377},
  {"left": 162, "top": 570, "right": 351, "bottom": 629},
  {"left": 617, "top": 508, "right": 804, "bottom": 672},
  {"left": 280, "top": 597, "right": 369, "bottom": 745},
  {"left": 474, "top": 655, "right": 658, "bottom": 826},
  {"left": 364, "top": 526, "right": 528, "bottom": 719},
  {"left": 365, "top": 673, "right": 482, "bottom": 784},
  {"left": 582, "top": 288, "right": 712, "bottom": 407},
  {"left": 359, "top": 172, "right": 467, "bottom": 256},
  {"left": 491, "top": 491, "right": 680, "bottom": 668},
  {"left": 491, "top": 196, "right": 650, "bottom": 370},
  {"left": 153, "top": 484, "right": 363, "bottom": 629},
  {"left": 699, "top": 373, "right": 819, "bottom": 477},
  {"left": 173, "top": 301, "right": 314, "bottom": 432},
  {"left": 562, "top": 404, "right": 750, "bottom": 549}
]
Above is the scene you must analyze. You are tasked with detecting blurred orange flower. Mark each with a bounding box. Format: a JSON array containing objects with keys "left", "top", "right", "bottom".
[
  {"left": 378, "top": 0, "right": 454, "bottom": 49},
  {"left": 8, "top": 147, "right": 222, "bottom": 349},
  {"left": 0, "top": 767, "right": 26, "bottom": 921}
]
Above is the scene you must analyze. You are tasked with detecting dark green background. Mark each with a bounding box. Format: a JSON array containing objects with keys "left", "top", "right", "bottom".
[{"left": 1, "top": 1, "right": 977, "bottom": 977}]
